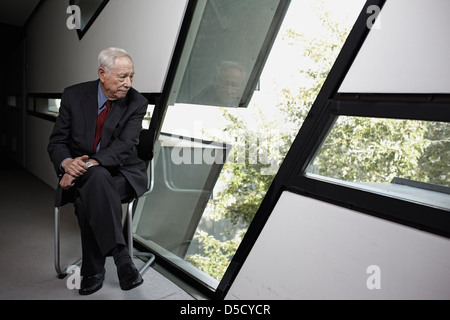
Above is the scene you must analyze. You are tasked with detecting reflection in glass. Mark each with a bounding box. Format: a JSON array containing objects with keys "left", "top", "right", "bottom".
[
  {"left": 192, "top": 61, "right": 246, "bottom": 107},
  {"left": 175, "top": 0, "right": 286, "bottom": 108}
]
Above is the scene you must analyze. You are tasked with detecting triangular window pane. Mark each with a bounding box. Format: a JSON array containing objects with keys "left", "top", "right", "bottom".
[{"left": 70, "top": 0, "right": 109, "bottom": 40}]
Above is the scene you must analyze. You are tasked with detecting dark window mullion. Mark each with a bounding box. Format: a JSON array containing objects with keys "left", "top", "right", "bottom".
[
  {"left": 285, "top": 176, "right": 450, "bottom": 238},
  {"left": 332, "top": 99, "right": 450, "bottom": 123}
]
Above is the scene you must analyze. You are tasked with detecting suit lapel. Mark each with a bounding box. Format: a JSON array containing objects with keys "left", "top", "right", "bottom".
[
  {"left": 101, "top": 97, "right": 127, "bottom": 148},
  {"left": 82, "top": 81, "right": 100, "bottom": 153}
]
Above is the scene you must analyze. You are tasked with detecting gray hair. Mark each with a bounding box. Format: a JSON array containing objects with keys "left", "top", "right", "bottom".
[{"left": 98, "top": 47, "right": 133, "bottom": 72}]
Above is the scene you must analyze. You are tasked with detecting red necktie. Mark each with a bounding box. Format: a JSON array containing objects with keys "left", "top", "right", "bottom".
[{"left": 93, "top": 100, "right": 111, "bottom": 151}]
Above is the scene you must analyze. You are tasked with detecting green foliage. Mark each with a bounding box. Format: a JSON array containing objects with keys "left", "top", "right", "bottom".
[
  {"left": 214, "top": 109, "right": 281, "bottom": 226},
  {"left": 186, "top": 231, "right": 240, "bottom": 279},
  {"left": 312, "top": 117, "right": 429, "bottom": 183},
  {"left": 417, "top": 122, "right": 450, "bottom": 186}
]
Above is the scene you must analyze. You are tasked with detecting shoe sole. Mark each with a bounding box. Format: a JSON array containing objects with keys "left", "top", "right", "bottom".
[{"left": 120, "top": 278, "right": 144, "bottom": 291}]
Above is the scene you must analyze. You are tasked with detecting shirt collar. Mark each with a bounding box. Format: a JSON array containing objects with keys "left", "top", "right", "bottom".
[{"left": 97, "top": 82, "right": 108, "bottom": 110}]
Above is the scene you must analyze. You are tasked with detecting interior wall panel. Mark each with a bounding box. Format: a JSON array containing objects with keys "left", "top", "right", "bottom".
[
  {"left": 226, "top": 191, "right": 450, "bottom": 299},
  {"left": 26, "top": 0, "right": 187, "bottom": 93}
]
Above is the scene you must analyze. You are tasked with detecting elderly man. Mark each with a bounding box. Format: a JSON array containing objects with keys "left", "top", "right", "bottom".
[{"left": 48, "top": 48, "right": 149, "bottom": 295}]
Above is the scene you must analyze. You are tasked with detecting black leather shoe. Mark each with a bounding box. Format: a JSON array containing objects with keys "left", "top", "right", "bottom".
[
  {"left": 79, "top": 269, "right": 105, "bottom": 295},
  {"left": 117, "top": 262, "right": 143, "bottom": 291}
]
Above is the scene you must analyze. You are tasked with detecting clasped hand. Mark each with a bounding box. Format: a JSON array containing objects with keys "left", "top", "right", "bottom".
[{"left": 60, "top": 155, "right": 99, "bottom": 190}]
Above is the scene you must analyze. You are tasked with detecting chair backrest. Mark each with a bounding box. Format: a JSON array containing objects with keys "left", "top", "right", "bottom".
[
  {"left": 137, "top": 128, "right": 158, "bottom": 194},
  {"left": 137, "top": 128, "right": 156, "bottom": 162}
]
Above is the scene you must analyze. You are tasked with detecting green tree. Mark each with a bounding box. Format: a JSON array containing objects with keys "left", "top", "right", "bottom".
[
  {"left": 417, "top": 122, "right": 450, "bottom": 186},
  {"left": 312, "top": 117, "right": 428, "bottom": 183}
]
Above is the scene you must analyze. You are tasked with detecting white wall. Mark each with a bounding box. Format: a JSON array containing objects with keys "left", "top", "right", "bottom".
[
  {"left": 24, "top": 0, "right": 187, "bottom": 185},
  {"left": 25, "top": 115, "right": 59, "bottom": 188},
  {"left": 26, "top": 0, "right": 187, "bottom": 93},
  {"left": 339, "top": 0, "right": 450, "bottom": 93},
  {"left": 226, "top": 191, "right": 450, "bottom": 300}
]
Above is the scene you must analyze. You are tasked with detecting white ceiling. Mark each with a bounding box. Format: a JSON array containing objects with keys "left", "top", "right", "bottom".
[{"left": 0, "top": 0, "right": 41, "bottom": 27}]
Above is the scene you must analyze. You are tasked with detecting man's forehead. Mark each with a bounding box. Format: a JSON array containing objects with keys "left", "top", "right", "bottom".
[{"left": 112, "top": 61, "right": 134, "bottom": 73}]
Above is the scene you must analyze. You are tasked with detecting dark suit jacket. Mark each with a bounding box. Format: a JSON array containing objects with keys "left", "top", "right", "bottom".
[{"left": 48, "top": 80, "right": 149, "bottom": 206}]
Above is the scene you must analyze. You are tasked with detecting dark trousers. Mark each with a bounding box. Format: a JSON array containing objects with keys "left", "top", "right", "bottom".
[{"left": 74, "top": 166, "right": 134, "bottom": 276}]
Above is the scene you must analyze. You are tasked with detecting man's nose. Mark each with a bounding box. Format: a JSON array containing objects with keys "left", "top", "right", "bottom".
[{"left": 124, "top": 77, "right": 132, "bottom": 87}]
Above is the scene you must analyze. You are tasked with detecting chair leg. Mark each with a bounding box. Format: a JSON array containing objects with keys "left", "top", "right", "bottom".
[
  {"left": 55, "top": 201, "right": 154, "bottom": 279},
  {"left": 54, "top": 206, "right": 82, "bottom": 279},
  {"left": 126, "top": 200, "right": 155, "bottom": 275}
]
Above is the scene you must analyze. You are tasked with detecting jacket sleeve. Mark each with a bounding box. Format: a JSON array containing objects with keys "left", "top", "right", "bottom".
[{"left": 47, "top": 88, "right": 74, "bottom": 176}]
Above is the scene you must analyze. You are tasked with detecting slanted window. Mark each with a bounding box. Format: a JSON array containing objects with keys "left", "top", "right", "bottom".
[
  {"left": 27, "top": 94, "right": 62, "bottom": 120},
  {"left": 69, "top": 0, "right": 109, "bottom": 40},
  {"left": 27, "top": 93, "right": 154, "bottom": 128},
  {"left": 307, "top": 116, "right": 450, "bottom": 212},
  {"left": 133, "top": 0, "right": 365, "bottom": 298},
  {"left": 283, "top": 0, "right": 450, "bottom": 237},
  {"left": 303, "top": 0, "right": 450, "bottom": 213},
  {"left": 170, "top": 0, "right": 289, "bottom": 108}
]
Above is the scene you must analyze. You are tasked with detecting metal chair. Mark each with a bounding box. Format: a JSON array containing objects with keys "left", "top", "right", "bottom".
[{"left": 54, "top": 129, "right": 156, "bottom": 279}]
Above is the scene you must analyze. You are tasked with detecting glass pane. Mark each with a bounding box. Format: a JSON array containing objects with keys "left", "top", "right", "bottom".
[
  {"left": 306, "top": 116, "right": 450, "bottom": 211},
  {"left": 134, "top": 0, "right": 365, "bottom": 288},
  {"left": 174, "top": 0, "right": 286, "bottom": 108},
  {"left": 35, "top": 98, "right": 61, "bottom": 114}
]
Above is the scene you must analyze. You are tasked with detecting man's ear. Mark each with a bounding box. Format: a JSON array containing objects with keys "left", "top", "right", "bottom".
[{"left": 98, "top": 67, "right": 106, "bottom": 81}]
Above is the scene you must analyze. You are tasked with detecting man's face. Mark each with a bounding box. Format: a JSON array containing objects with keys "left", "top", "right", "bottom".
[
  {"left": 214, "top": 66, "right": 244, "bottom": 107},
  {"left": 99, "top": 56, "right": 135, "bottom": 100}
]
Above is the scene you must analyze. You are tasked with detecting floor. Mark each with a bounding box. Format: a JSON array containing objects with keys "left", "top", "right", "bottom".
[{"left": 0, "top": 156, "right": 194, "bottom": 300}]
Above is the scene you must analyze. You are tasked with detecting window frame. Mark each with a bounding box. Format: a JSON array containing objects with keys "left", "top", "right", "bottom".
[
  {"left": 27, "top": 93, "right": 62, "bottom": 122},
  {"left": 27, "top": 92, "right": 159, "bottom": 124},
  {"left": 168, "top": 0, "right": 292, "bottom": 109},
  {"left": 279, "top": 0, "right": 450, "bottom": 237}
]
